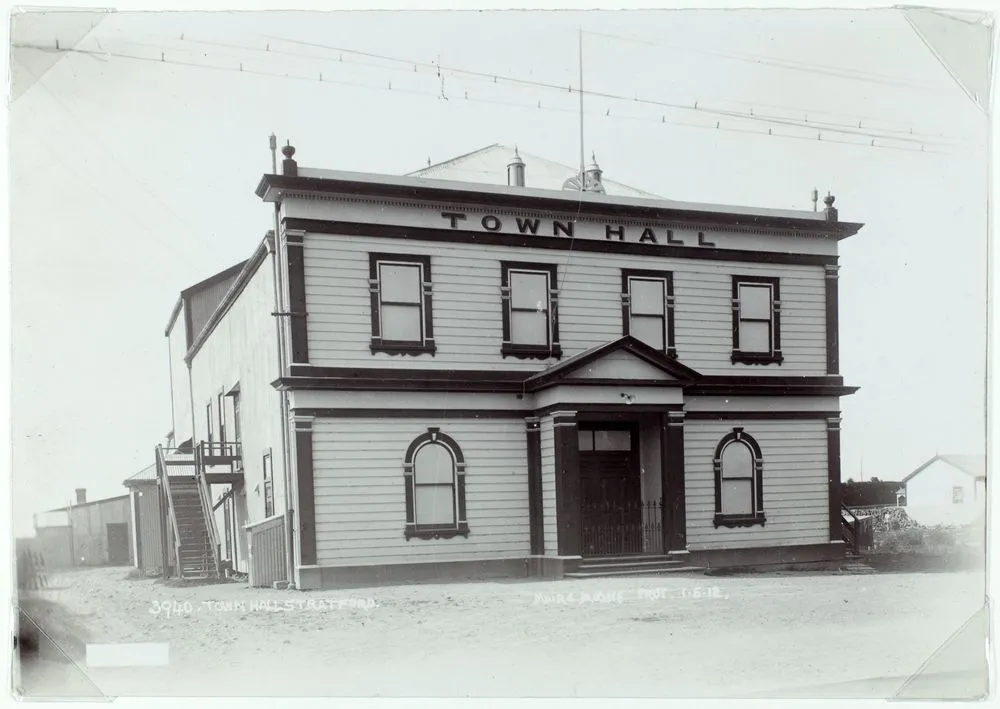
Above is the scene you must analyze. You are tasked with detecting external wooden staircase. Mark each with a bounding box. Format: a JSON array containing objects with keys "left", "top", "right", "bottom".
[
  {"left": 169, "top": 476, "right": 218, "bottom": 578},
  {"left": 155, "top": 443, "right": 241, "bottom": 580}
]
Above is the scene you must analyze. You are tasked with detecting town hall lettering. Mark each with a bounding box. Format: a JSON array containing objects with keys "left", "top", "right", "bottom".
[{"left": 439, "top": 211, "right": 715, "bottom": 247}]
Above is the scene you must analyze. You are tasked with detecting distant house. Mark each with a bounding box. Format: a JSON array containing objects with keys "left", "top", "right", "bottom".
[{"left": 901, "top": 455, "right": 986, "bottom": 526}]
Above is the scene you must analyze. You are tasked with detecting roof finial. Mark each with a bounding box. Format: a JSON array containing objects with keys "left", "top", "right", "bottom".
[
  {"left": 823, "top": 192, "right": 838, "bottom": 223},
  {"left": 281, "top": 141, "right": 297, "bottom": 177}
]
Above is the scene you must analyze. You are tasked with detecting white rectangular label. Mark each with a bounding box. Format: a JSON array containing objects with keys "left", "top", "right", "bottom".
[{"left": 86, "top": 642, "right": 169, "bottom": 667}]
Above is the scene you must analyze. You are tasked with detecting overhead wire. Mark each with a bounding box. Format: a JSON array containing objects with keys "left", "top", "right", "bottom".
[
  {"left": 30, "top": 30, "right": 950, "bottom": 144},
  {"left": 93, "top": 32, "right": 956, "bottom": 146},
  {"left": 76, "top": 31, "right": 943, "bottom": 144},
  {"left": 12, "top": 41, "right": 951, "bottom": 156},
  {"left": 257, "top": 34, "right": 953, "bottom": 145}
]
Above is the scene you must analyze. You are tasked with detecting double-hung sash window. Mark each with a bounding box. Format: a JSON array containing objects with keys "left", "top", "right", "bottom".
[
  {"left": 369, "top": 253, "right": 435, "bottom": 355},
  {"left": 500, "top": 262, "right": 561, "bottom": 359},
  {"left": 713, "top": 427, "right": 766, "bottom": 528},
  {"left": 621, "top": 269, "right": 676, "bottom": 357},
  {"left": 731, "top": 275, "right": 782, "bottom": 365},
  {"left": 403, "top": 428, "right": 469, "bottom": 540},
  {"left": 262, "top": 449, "right": 274, "bottom": 518},
  {"left": 217, "top": 391, "right": 227, "bottom": 449},
  {"left": 205, "top": 402, "right": 214, "bottom": 448}
]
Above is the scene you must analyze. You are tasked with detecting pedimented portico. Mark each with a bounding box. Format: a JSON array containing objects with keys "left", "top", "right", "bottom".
[{"left": 523, "top": 337, "right": 693, "bottom": 575}]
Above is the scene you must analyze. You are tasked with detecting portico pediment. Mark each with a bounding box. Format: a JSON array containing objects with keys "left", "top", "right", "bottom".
[{"left": 523, "top": 336, "right": 702, "bottom": 392}]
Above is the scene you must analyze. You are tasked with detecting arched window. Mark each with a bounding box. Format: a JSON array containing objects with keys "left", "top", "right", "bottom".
[
  {"left": 403, "top": 428, "right": 469, "bottom": 540},
  {"left": 713, "top": 427, "right": 766, "bottom": 528}
]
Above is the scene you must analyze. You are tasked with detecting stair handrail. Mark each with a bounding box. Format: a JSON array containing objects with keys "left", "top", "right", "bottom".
[
  {"left": 156, "top": 445, "right": 183, "bottom": 577},
  {"left": 840, "top": 502, "right": 859, "bottom": 554},
  {"left": 194, "top": 443, "right": 223, "bottom": 577}
]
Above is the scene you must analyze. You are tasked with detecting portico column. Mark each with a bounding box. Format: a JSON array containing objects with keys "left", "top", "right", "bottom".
[
  {"left": 552, "top": 411, "right": 581, "bottom": 557},
  {"left": 525, "top": 417, "right": 544, "bottom": 555},
  {"left": 662, "top": 409, "right": 687, "bottom": 552}
]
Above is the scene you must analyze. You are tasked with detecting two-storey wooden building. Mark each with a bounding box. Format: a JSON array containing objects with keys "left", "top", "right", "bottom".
[{"left": 153, "top": 143, "right": 861, "bottom": 589}]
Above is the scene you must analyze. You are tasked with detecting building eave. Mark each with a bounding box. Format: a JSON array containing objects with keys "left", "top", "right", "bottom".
[
  {"left": 257, "top": 172, "right": 863, "bottom": 240},
  {"left": 164, "top": 296, "right": 184, "bottom": 336}
]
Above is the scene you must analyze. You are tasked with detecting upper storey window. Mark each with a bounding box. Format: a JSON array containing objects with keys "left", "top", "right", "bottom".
[
  {"left": 500, "top": 262, "right": 562, "bottom": 360},
  {"left": 369, "top": 253, "right": 436, "bottom": 356},
  {"left": 731, "top": 275, "right": 782, "bottom": 365},
  {"left": 621, "top": 269, "right": 676, "bottom": 357}
]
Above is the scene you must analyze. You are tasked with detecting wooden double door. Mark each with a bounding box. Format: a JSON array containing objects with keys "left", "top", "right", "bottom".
[{"left": 578, "top": 423, "right": 644, "bottom": 557}]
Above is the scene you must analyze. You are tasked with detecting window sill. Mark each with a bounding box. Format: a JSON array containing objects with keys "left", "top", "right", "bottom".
[
  {"left": 714, "top": 513, "right": 767, "bottom": 529},
  {"left": 371, "top": 340, "right": 436, "bottom": 357},
  {"left": 731, "top": 352, "right": 783, "bottom": 366},
  {"left": 405, "top": 523, "right": 470, "bottom": 540},
  {"left": 501, "top": 344, "right": 563, "bottom": 360}
]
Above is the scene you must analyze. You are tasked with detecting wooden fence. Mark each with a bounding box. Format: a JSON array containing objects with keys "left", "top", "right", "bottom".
[{"left": 247, "top": 514, "right": 286, "bottom": 588}]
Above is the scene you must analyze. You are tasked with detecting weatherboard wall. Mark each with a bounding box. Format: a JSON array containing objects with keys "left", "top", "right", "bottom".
[
  {"left": 167, "top": 314, "right": 193, "bottom": 446},
  {"left": 310, "top": 417, "right": 530, "bottom": 567},
  {"left": 683, "top": 418, "right": 830, "bottom": 550},
  {"left": 297, "top": 222, "right": 828, "bottom": 376},
  {"left": 188, "top": 259, "right": 286, "bottom": 534}
]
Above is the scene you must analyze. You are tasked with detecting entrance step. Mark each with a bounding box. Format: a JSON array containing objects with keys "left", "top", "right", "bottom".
[
  {"left": 570, "top": 555, "right": 705, "bottom": 577},
  {"left": 565, "top": 565, "right": 705, "bottom": 578},
  {"left": 581, "top": 554, "right": 681, "bottom": 566}
]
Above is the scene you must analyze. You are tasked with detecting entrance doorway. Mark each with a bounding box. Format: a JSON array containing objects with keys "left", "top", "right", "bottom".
[
  {"left": 578, "top": 423, "right": 643, "bottom": 556},
  {"left": 106, "top": 523, "right": 130, "bottom": 565}
]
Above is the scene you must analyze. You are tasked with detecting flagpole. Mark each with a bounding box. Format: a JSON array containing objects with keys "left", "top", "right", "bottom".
[{"left": 578, "top": 27, "right": 585, "bottom": 191}]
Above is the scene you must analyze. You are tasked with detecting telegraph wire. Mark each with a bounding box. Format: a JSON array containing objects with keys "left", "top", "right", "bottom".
[
  {"left": 258, "top": 34, "right": 952, "bottom": 144},
  {"left": 152, "top": 31, "right": 947, "bottom": 135},
  {"left": 12, "top": 42, "right": 950, "bottom": 156},
  {"left": 77, "top": 32, "right": 954, "bottom": 144}
]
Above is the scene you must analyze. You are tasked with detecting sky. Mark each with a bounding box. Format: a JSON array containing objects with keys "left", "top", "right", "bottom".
[{"left": 7, "top": 6, "right": 993, "bottom": 536}]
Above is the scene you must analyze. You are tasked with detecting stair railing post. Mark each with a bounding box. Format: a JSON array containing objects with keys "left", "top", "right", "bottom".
[
  {"left": 158, "top": 445, "right": 183, "bottom": 578},
  {"left": 195, "top": 443, "right": 223, "bottom": 578},
  {"left": 156, "top": 446, "right": 169, "bottom": 577}
]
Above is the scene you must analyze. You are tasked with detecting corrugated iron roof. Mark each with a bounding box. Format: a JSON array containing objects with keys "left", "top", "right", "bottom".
[
  {"left": 123, "top": 463, "right": 157, "bottom": 485},
  {"left": 406, "top": 143, "right": 660, "bottom": 199}
]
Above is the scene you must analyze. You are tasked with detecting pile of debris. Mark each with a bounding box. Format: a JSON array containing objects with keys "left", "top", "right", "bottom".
[{"left": 856, "top": 506, "right": 918, "bottom": 534}]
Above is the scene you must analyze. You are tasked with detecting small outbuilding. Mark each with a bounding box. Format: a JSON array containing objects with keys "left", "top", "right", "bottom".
[{"left": 901, "top": 455, "right": 986, "bottom": 526}]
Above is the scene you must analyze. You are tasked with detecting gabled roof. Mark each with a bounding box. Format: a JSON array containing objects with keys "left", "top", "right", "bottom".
[
  {"left": 902, "top": 454, "right": 987, "bottom": 484},
  {"left": 44, "top": 494, "right": 130, "bottom": 512},
  {"left": 123, "top": 464, "right": 157, "bottom": 487},
  {"left": 164, "top": 260, "right": 248, "bottom": 336},
  {"left": 524, "top": 336, "right": 702, "bottom": 392},
  {"left": 407, "top": 144, "right": 660, "bottom": 199}
]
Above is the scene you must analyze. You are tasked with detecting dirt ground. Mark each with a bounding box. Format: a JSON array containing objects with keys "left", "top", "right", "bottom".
[{"left": 14, "top": 565, "right": 988, "bottom": 699}]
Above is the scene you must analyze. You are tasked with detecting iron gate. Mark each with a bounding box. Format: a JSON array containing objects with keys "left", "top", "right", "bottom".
[{"left": 581, "top": 498, "right": 665, "bottom": 556}]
